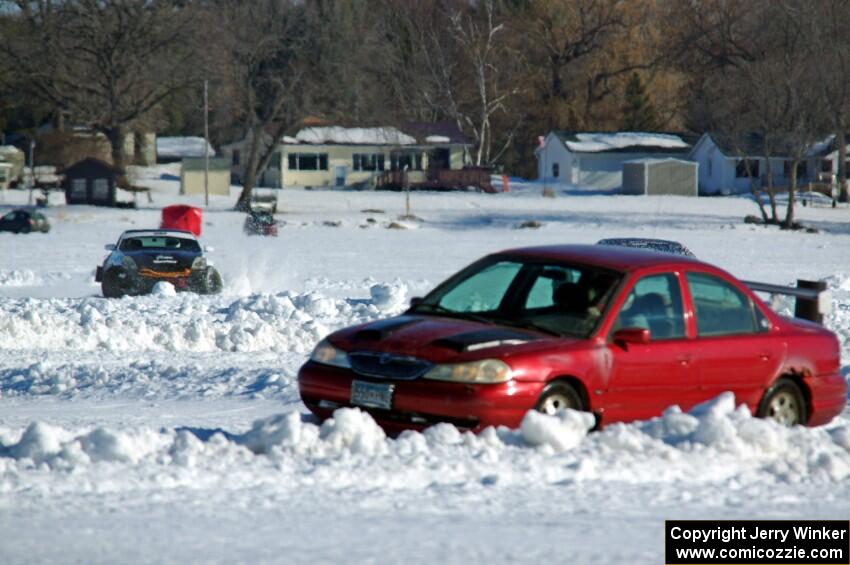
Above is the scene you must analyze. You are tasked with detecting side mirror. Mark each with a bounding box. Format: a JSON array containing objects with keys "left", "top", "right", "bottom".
[
  {"left": 410, "top": 296, "right": 423, "bottom": 307},
  {"left": 104, "top": 243, "right": 116, "bottom": 251},
  {"left": 612, "top": 327, "right": 651, "bottom": 348},
  {"left": 204, "top": 245, "right": 215, "bottom": 253}
]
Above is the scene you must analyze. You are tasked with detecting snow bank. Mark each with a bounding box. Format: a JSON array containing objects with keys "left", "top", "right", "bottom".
[
  {"left": 0, "top": 283, "right": 407, "bottom": 354},
  {"left": 2, "top": 396, "right": 849, "bottom": 491},
  {"left": 0, "top": 269, "right": 42, "bottom": 287}
]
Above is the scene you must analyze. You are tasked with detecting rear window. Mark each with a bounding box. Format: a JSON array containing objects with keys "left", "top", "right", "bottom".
[{"left": 119, "top": 236, "right": 200, "bottom": 252}]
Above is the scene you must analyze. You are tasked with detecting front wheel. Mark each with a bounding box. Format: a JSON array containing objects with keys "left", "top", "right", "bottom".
[
  {"left": 535, "top": 381, "right": 584, "bottom": 415},
  {"left": 102, "top": 269, "right": 128, "bottom": 298},
  {"left": 757, "top": 378, "right": 806, "bottom": 426}
]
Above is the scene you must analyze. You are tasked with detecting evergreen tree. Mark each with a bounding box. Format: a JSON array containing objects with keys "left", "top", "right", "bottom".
[{"left": 621, "top": 73, "right": 659, "bottom": 131}]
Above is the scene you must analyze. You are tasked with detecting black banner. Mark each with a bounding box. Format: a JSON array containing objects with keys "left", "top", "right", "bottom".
[{"left": 666, "top": 520, "right": 849, "bottom": 564}]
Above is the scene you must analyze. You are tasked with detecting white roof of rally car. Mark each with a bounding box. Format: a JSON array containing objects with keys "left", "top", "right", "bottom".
[{"left": 118, "top": 229, "right": 198, "bottom": 240}]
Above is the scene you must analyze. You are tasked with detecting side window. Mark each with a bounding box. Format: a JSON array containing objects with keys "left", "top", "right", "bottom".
[
  {"left": 439, "top": 261, "right": 522, "bottom": 313},
  {"left": 614, "top": 274, "right": 685, "bottom": 340},
  {"left": 686, "top": 272, "right": 757, "bottom": 336}
]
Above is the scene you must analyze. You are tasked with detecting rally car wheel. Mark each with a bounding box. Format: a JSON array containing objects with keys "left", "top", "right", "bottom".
[
  {"left": 102, "top": 269, "right": 128, "bottom": 298},
  {"left": 535, "top": 381, "right": 584, "bottom": 415},
  {"left": 757, "top": 378, "right": 806, "bottom": 426},
  {"left": 199, "top": 267, "right": 223, "bottom": 295}
]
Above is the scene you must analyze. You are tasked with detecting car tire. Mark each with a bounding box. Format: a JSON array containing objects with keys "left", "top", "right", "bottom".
[
  {"left": 535, "top": 381, "right": 584, "bottom": 415},
  {"left": 756, "top": 378, "right": 807, "bottom": 426},
  {"left": 102, "top": 269, "right": 127, "bottom": 298},
  {"left": 200, "top": 267, "right": 223, "bottom": 295}
]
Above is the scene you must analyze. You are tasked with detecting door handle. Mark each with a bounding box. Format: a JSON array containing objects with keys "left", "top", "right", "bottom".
[
  {"left": 676, "top": 354, "right": 693, "bottom": 367},
  {"left": 759, "top": 352, "right": 772, "bottom": 361}
]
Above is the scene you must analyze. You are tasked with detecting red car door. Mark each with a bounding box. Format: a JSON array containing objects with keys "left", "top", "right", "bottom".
[
  {"left": 684, "top": 271, "right": 785, "bottom": 410},
  {"left": 602, "top": 272, "right": 701, "bottom": 423}
]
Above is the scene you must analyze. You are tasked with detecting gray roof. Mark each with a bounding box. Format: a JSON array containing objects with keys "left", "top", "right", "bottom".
[
  {"left": 705, "top": 132, "right": 840, "bottom": 158},
  {"left": 553, "top": 131, "right": 697, "bottom": 154}
]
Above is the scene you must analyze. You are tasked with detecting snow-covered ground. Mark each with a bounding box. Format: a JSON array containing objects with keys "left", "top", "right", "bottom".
[{"left": 1, "top": 174, "right": 850, "bottom": 564}]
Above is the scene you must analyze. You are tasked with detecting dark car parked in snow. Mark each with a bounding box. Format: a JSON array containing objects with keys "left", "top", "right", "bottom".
[
  {"left": 299, "top": 245, "right": 844, "bottom": 434},
  {"left": 95, "top": 229, "right": 222, "bottom": 297},
  {"left": 0, "top": 209, "right": 50, "bottom": 234}
]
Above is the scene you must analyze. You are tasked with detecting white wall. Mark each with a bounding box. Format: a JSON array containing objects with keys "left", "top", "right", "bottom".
[{"left": 536, "top": 133, "right": 572, "bottom": 183}]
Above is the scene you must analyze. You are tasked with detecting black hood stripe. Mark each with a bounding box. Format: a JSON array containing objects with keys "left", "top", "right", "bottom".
[{"left": 352, "top": 316, "right": 422, "bottom": 342}]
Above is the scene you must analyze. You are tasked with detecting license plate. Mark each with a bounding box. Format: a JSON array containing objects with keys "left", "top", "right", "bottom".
[{"left": 350, "top": 380, "right": 394, "bottom": 410}]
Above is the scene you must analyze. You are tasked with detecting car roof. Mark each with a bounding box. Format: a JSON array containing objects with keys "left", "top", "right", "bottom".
[
  {"left": 119, "top": 229, "right": 197, "bottom": 239},
  {"left": 494, "top": 244, "right": 704, "bottom": 273}
]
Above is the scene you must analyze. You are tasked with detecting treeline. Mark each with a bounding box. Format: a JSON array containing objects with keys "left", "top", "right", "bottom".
[{"left": 0, "top": 0, "right": 849, "bottom": 217}]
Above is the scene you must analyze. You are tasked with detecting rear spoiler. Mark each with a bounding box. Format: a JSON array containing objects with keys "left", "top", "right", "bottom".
[{"left": 742, "top": 279, "right": 832, "bottom": 324}]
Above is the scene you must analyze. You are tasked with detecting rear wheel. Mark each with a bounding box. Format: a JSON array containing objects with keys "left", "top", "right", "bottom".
[
  {"left": 757, "top": 378, "right": 806, "bottom": 426},
  {"left": 535, "top": 381, "right": 584, "bottom": 415},
  {"left": 195, "top": 267, "right": 223, "bottom": 295}
]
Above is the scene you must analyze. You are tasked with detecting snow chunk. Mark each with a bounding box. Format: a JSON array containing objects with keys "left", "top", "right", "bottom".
[
  {"left": 425, "top": 135, "right": 450, "bottom": 143},
  {"left": 369, "top": 283, "right": 407, "bottom": 310},
  {"left": 319, "top": 408, "right": 386, "bottom": 455},
  {"left": 520, "top": 409, "right": 595, "bottom": 452},
  {"left": 151, "top": 282, "right": 177, "bottom": 297},
  {"left": 239, "top": 412, "right": 318, "bottom": 454}
]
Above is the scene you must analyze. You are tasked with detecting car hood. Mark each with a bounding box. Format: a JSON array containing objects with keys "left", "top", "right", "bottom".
[
  {"left": 124, "top": 250, "right": 200, "bottom": 271},
  {"left": 330, "top": 314, "right": 583, "bottom": 364}
]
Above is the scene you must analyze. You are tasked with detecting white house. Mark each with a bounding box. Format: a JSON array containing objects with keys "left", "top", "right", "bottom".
[
  {"left": 689, "top": 133, "right": 842, "bottom": 195},
  {"left": 535, "top": 131, "right": 694, "bottom": 190},
  {"left": 221, "top": 122, "right": 471, "bottom": 189}
]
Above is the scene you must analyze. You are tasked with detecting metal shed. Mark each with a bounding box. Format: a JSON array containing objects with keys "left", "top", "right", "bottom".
[
  {"left": 621, "top": 158, "right": 698, "bottom": 196},
  {"left": 181, "top": 157, "right": 231, "bottom": 196}
]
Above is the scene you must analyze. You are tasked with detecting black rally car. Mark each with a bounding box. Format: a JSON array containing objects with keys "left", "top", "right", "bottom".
[{"left": 95, "top": 229, "right": 223, "bottom": 297}]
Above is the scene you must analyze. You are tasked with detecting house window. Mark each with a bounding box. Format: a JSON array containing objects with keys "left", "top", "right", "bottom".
[
  {"left": 708, "top": 160, "right": 712, "bottom": 177},
  {"left": 783, "top": 160, "right": 807, "bottom": 179},
  {"left": 390, "top": 152, "right": 423, "bottom": 171},
  {"left": 735, "top": 159, "right": 759, "bottom": 178},
  {"left": 821, "top": 159, "right": 833, "bottom": 173},
  {"left": 92, "top": 178, "right": 109, "bottom": 200},
  {"left": 288, "top": 153, "right": 328, "bottom": 171},
  {"left": 552, "top": 163, "right": 559, "bottom": 178},
  {"left": 71, "top": 178, "right": 86, "bottom": 198},
  {"left": 232, "top": 150, "right": 240, "bottom": 166},
  {"left": 353, "top": 153, "right": 385, "bottom": 172}
]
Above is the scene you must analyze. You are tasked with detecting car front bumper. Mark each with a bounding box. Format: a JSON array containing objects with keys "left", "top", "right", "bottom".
[{"left": 298, "top": 361, "right": 544, "bottom": 433}]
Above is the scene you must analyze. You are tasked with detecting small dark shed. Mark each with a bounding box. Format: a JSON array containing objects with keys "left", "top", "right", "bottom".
[{"left": 63, "top": 158, "right": 119, "bottom": 206}]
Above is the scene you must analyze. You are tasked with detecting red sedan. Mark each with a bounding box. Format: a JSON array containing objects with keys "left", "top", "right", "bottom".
[{"left": 298, "top": 245, "right": 846, "bottom": 433}]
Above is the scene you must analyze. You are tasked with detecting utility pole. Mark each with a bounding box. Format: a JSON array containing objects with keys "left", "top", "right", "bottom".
[
  {"left": 403, "top": 164, "right": 410, "bottom": 218},
  {"left": 27, "top": 139, "right": 35, "bottom": 206},
  {"left": 203, "top": 79, "right": 210, "bottom": 208}
]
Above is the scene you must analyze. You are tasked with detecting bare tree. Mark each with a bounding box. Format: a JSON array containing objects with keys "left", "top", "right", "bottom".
[
  {"left": 213, "top": 0, "right": 311, "bottom": 211},
  {"left": 0, "top": 0, "right": 203, "bottom": 171}
]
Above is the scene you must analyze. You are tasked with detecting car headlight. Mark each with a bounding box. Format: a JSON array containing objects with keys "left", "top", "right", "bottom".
[
  {"left": 423, "top": 359, "right": 511, "bottom": 384},
  {"left": 192, "top": 257, "right": 207, "bottom": 269},
  {"left": 309, "top": 339, "right": 351, "bottom": 369}
]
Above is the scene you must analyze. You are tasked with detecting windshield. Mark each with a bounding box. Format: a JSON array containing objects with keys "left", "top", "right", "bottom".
[
  {"left": 119, "top": 236, "right": 201, "bottom": 253},
  {"left": 412, "top": 257, "right": 623, "bottom": 337}
]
